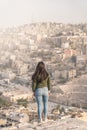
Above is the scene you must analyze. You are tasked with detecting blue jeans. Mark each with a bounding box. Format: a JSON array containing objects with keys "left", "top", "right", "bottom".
[{"left": 35, "top": 87, "right": 48, "bottom": 120}]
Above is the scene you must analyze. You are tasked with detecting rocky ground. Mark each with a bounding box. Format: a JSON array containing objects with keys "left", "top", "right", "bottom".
[{"left": 18, "top": 117, "right": 87, "bottom": 130}]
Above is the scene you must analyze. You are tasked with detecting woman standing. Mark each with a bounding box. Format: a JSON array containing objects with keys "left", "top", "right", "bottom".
[{"left": 32, "top": 61, "right": 50, "bottom": 123}]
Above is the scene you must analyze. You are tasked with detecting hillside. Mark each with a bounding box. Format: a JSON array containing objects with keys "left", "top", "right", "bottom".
[{"left": 50, "top": 74, "right": 87, "bottom": 108}]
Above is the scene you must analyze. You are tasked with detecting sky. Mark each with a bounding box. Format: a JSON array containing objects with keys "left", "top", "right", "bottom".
[{"left": 0, "top": 0, "right": 87, "bottom": 27}]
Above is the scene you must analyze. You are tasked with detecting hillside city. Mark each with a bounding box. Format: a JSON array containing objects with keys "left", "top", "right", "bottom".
[{"left": 0, "top": 22, "right": 87, "bottom": 130}]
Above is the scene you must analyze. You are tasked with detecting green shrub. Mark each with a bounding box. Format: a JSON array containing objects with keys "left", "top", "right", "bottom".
[
  {"left": 17, "top": 98, "right": 28, "bottom": 108},
  {"left": 71, "top": 103, "right": 77, "bottom": 107},
  {"left": 0, "top": 97, "right": 11, "bottom": 108}
]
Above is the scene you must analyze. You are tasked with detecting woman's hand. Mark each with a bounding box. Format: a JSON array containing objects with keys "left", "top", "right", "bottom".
[
  {"left": 48, "top": 91, "right": 50, "bottom": 96},
  {"left": 32, "top": 92, "right": 35, "bottom": 98},
  {"left": 33, "top": 92, "right": 35, "bottom": 97}
]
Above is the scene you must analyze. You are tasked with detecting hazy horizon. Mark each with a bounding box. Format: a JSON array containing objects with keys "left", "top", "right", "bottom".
[{"left": 0, "top": 0, "right": 87, "bottom": 27}]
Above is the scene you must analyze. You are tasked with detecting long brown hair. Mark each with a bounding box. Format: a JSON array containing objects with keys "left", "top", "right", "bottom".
[{"left": 32, "top": 61, "right": 48, "bottom": 83}]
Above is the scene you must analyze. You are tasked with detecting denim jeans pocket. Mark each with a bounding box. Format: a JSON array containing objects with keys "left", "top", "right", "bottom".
[
  {"left": 35, "top": 88, "right": 42, "bottom": 96},
  {"left": 43, "top": 87, "right": 48, "bottom": 96}
]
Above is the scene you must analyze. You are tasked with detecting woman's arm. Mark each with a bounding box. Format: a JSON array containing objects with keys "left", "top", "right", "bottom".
[
  {"left": 47, "top": 76, "right": 50, "bottom": 91},
  {"left": 32, "top": 81, "right": 36, "bottom": 92}
]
